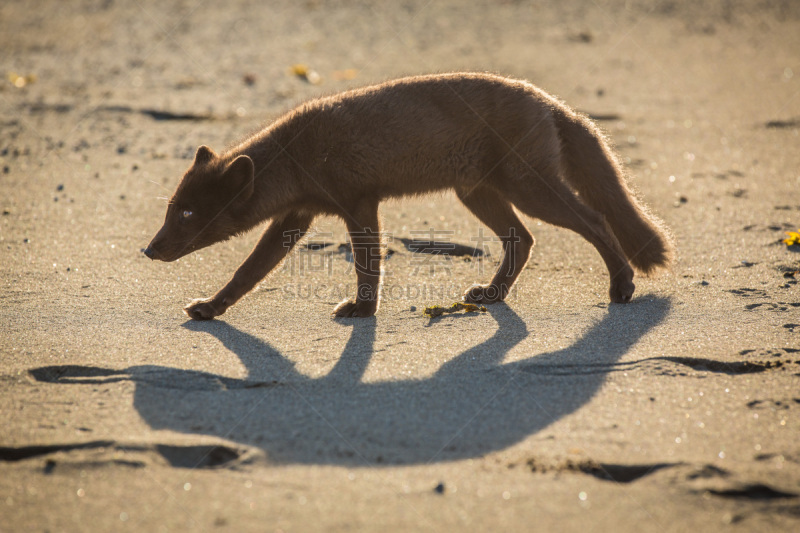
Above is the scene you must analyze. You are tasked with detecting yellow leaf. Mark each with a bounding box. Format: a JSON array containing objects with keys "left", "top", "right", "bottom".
[
  {"left": 423, "top": 302, "right": 487, "bottom": 318},
  {"left": 7, "top": 71, "right": 36, "bottom": 88},
  {"left": 784, "top": 230, "right": 800, "bottom": 246},
  {"left": 290, "top": 64, "right": 309, "bottom": 76},
  {"left": 289, "top": 64, "right": 322, "bottom": 85}
]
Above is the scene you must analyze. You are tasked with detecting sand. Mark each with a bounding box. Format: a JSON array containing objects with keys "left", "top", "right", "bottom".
[{"left": 1, "top": 1, "right": 799, "bottom": 530}]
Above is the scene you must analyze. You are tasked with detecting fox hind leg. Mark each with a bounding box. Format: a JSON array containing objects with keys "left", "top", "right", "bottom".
[
  {"left": 500, "top": 168, "right": 635, "bottom": 303},
  {"left": 456, "top": 185, "right": 534, "bottom": 304}
]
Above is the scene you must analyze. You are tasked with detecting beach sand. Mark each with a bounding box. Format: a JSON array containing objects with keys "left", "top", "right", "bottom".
[{"left": 1, "top": 1, "right": 799, "bottom": 530}]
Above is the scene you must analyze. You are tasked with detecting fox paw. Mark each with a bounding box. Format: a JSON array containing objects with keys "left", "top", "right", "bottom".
[
  {"left": 332, "top": 299, "right": 377, "bottom": 318},
  {"left": 609, "top": 280, "right": 635, "bottom": 303},
  {"left": 463, "top": 284, "right": 505, "bottom": 304},
  {"left": 184, "top": 298, "right": 222, "bottom": 320}
]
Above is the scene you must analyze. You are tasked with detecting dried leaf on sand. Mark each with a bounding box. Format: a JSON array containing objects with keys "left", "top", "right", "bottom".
[{"left": 424, "top": 302, "right": 488, "bottom": 318}]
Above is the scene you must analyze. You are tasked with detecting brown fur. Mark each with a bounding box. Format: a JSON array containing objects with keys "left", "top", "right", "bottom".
[{"left": 144, "top": 72, "right": 674, "bottom": 320}]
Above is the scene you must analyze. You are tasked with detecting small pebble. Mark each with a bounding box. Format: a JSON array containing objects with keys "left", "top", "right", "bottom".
[
  {"left": 56, "top": 184, "right": 64, "bottom": 191},
  {"left": 434, "top": 482, "right": 445, "bottom": 494},
  {"left": 410, "top": 306, "right": 417, "bottom": 312}
]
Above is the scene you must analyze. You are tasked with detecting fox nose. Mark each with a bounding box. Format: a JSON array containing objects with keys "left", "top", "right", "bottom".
[{"left": 142, "top": 247, "right": 155, "bottom": 260}]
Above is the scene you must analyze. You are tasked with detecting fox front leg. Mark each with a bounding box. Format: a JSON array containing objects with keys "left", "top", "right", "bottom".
[
  {"left": 333, "top": 203, "right": 382, "bottom": 318},
  {"left": 184, "top": 212, "right": 314, "bottom": 320}
]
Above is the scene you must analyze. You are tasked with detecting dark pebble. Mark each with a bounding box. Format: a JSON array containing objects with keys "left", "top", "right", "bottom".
[
  {"left": 23, "top": 238, "right": 29, "bottom": 243},
  {"left": 2, "top": 166, "right": 8, "bottom": 173},
  {"left": 434, "top": 482, "right": 445, "bottom": 494},
  {"left": 410, "top": 306, "right": 417, "bottom": 312},
  {"left": 56, "top": 184, "right": 64, "bottom": 191}
]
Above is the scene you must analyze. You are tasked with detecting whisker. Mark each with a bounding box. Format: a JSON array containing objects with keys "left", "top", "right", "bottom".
[{"left": 148, "top": 179, "right": 172, "bottom": 194}]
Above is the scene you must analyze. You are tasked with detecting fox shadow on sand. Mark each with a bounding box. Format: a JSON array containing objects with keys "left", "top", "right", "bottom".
[{"left": 32, "top": 297, "right": 669, "bottom": 466}]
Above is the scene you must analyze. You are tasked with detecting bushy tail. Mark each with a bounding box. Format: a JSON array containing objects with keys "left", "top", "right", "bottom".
[{"left": 551, "top": 106, "right": 674, "bottom": 274}]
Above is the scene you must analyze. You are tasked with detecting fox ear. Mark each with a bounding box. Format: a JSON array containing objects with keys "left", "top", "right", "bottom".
[
  {"left": 223, "top": 155, "right": 255, "bottom": 202},
  {"left": 194, "top": 145, "right": 217, "bottom": 165}
]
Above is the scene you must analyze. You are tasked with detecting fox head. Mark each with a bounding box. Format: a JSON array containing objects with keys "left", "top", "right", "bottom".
[{"left": 144, "top": 146, "right": 255, "bottom": 262}]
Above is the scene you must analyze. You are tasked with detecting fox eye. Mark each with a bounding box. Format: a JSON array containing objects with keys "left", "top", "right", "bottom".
[{"left": 182, "top": 210, "right": 193, "bottom": 219}]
